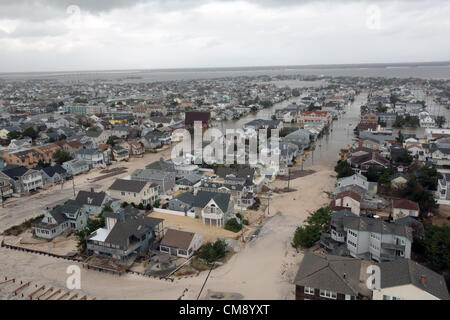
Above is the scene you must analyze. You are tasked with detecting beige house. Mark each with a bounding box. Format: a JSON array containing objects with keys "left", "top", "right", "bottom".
[
  {"left": 392, "top": 199, "right": 419, "bottom": 221},
  {"left": 107, "top": 179, "right": 159, "bottom": 206},
  {"left": 192, "top": 191, "right": 235, "bottom": 228},
  {"left": 373, "top": 259, "right": 449, "bottom": 300},
  {"left": 331, "top": 190, "right": 361, "bottom": 215},
  {"left": 390, "top": 173, "right": 409, "bottom": 190}
]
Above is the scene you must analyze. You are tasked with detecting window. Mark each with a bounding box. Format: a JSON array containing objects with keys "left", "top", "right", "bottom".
[
  {"left": 319, "top": 290, "right": 337, "bottom": 299},
  {"left": 304, "top": 287, "right": 315, "bottom": 295}
]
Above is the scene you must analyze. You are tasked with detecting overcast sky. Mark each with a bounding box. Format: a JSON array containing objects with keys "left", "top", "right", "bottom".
[{"left": 0, "top": 0, "right": 449, "bottom": 72}]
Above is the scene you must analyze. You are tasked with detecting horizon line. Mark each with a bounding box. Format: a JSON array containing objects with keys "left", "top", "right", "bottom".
[{"left": 1, "top": 60, "right": 450, "bottom": 76}]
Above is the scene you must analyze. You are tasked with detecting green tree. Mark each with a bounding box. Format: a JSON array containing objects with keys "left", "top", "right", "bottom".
[
  {"left": 200, "top": 239, "right": 227, "bottom": 263},
  {"left": 422, "top": 225, "right": 450, "bottom": 274},
  {"left": 436, "top": 116, "right": 446, "bottom": 128},
  {"left": 75, "top": 215, "right": 106, "bottom": 251},
  {"left": 7, "top": 131, "right": 21, "bottom": 140},
  {"left": 153, "top": 200, "right": 161, "bottom": 208},
  {"left": 292, "top": 207, "right": 331, "bottom": 249},
  {"left": 22, "top": 127, "right": 39, "bottom": 140},
  {"left": 53, "top": 149, "right": 71, "bottom": 164},
  {"left": 224, "top": 218, "right": 243, "bottom": 233},
  {"left": 106, "top": 136, "right": 116, "bottom": 147},
  {"left": 334, "top": 160, "right": 354, "bottom": 178},
  {"left": 292, "top": 224, "right": 321, "bottom": 248},
  {"left": 397, "top": 130, "right": 404, "bottom": 144}
]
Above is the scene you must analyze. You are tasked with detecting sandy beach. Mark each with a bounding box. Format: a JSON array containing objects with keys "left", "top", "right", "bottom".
[{"left": 0, "top": 164, "right": 335, "bottom": 300}]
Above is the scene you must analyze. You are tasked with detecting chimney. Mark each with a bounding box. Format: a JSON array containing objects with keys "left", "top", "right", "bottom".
[
  {"left": 420, "top": 276, "right": 426, "bottom": 285},
  {"left": 358, "top": 139, "right": 363, "bottom": 148},
  {"left": 91, "top": 187, "right": 94, "bottom": 193}
]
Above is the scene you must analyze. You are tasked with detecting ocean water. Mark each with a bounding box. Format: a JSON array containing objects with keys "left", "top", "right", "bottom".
[{"left": 1, "top": 62, "right": 450, "bottom": 82}]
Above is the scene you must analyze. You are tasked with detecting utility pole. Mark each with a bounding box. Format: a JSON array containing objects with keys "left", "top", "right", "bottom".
[{"left": 287, "top": 167, "right": 290, "bottom": 190}]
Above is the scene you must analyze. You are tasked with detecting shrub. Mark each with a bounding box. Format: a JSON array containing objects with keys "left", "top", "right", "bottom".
[
  {"left": 236, "top": 213, "right": 243, "bottom": 220},
  {"left": 138, "top": 203, "right": 144, "bottom": 210},
  {"left": 121, "top": 201, "right": 129, "bottom": 208},
  {"left": 224, "top": 218, "right": 242, "bottom": 233},
  {"left": 146, "top": 204, "right": 152, "bottom": 211},
  {"left": 292, "top": 224, "right": 321, "bottom": 249},
  {"left": 243, "top": 219, "right": 249, "bottom": 225},
  {"left": 292, "top": 206, "right": 331, "bottom": 249},
  {"left": 200, "top": 239, "right": 227, "bottom": 263}
]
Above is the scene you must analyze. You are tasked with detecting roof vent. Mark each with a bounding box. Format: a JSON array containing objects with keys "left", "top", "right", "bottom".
[{"left": 420, "top": 276, "right": 426, "bottom": 285}]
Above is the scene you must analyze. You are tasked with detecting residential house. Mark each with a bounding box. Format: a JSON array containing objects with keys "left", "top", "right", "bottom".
[
  {"left": 33, "top": 200, "right": 88, "bottom": 239},
  {"left": 0, "top": 126, "right": 21, "bottom": 140},
  {"left": 195, "top": 191, "right": 235, "bottom": 228},
  {"left": 392, "top": 199, "right": 420, "bottom": 221},
  {"left": 62, "top": 159, "right": 90, "bottom": 176},
  {"left": 331, "top": 190, "right": 361, "bottom": 215},
  {"left": 74, "top": 189, "right": 114, "bottom": 216},
  {"left": 373, "top": 259, "right": 449, "bottom": 300},
  {"left": 74, "top": 149, "right": 111, "bottom": 168},
  {"left": 7, "top": 138, "right": 32, "bottom": 151},
  {"left": 107, "top": 179, "right": 159, "bottom": 206},
  {"left": 294, "top": 253, "right": 370, "bottom": 300},
  {"left": 0, "top": 166, "right": 43, "bottom": 193},
  {"left": 321, "top": 209, "right": 357, "bottom": 253},
  {"left": 159, "top": 229, "right": 203, "bottom": 258},
  {"left": 343, "top": 216, "right": 413, "bottom": 262},
  {"left": 297, "top": 111, "right": 332, "bottom": 127},
  {"left": 390, "top": 173, "right": 409, "bottom": 190},
  {"left": 336, "top": 173, "right": 370, "bottom": 191},
  {"left": 87, "top": 209, "right": 164, "bottom": 261},
  {"left": 437, "top": 173, "right": 450, "bottom": 201},
  {"left": 112, "top": 146, "right": 130, "bottom": 162},
  {"left": 2, "top": 149, "right": 43, "bottom": 168},
  {"left": 38, "top": 165, "right": 68, "bottom": 185}
]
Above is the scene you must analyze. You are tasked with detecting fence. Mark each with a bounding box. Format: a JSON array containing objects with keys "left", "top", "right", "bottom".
[
  {"left": 153, "top": 208, "right": 195, "bottom": 219},
  {"left": 1, "top": 239, "right": 201, "bottom": 282}
]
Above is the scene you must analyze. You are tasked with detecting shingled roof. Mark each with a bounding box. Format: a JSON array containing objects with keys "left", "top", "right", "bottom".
[
  {"left": 75, "top": 190, "right": 108, "bottom": 207},
  {"left": 160, "top": 229, "right": 195, "bottom": 250},
  {"left": 379, "top": 259, "right": 449, "bottom": 300},
  {"left": 108, "top": 179, "right": 148, "bottom": 193},
  {"left": 294, "top": 253, "right": 363, "bottom": 296}
]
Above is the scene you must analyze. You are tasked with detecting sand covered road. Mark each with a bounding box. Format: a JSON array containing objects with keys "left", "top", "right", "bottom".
[
  {"left": 0, "top": 148, "right": 173, "bottom": 233},
  {"left": 0, "top": 164, "right": 335, "bottom": 300}
]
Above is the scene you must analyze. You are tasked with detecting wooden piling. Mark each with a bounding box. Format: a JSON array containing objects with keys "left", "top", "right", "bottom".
[
  {"left": 38, "top": 288, "right": 55, "bottom": 300},
  {"left": 13, "top": 281, "right": 31, "bottom": 295},
  {"left": 56, "top": 291, "right": 70, "bottom": 300},
  {"left": 28, "top": 285, "right": 45, "bottom": 299}
]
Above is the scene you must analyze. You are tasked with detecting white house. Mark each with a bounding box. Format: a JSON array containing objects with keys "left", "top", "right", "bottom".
[
  {"left": 373, "top": 259, "right": 449, "bottom": 300},
  {"left": 336, "top": 173, "right": 369, "bottom": 191},
  {"left": 343, "top": 216, "right": 413, "bottom": 262}
]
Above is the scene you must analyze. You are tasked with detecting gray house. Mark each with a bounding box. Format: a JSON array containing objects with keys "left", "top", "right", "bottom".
[
  {"left": 87, "top": 209, "right": 164, "bottom": 261},
  {"left": 62, "top": 159, "right": 90, "bottom": 175},
  {"left": 74, "top": 149, "right": 111, "bottom": 168},
  {"left": 131, "top": 169, "right": 176, "bottom": 194},
  {"left": 0, "top": 166, "right": 43, "bottom": 193},
  {"left": 343, "top": 216, "right": 413, "bottom": 262},
  {"left": 38, "top": 165, "right": 68, "bottom": 185},
  {"left": 74, "top": 189, "right": 115, "bottom": 216},
  {"left": 33, "top": 200, "right": 88, "bottom": 239}
]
